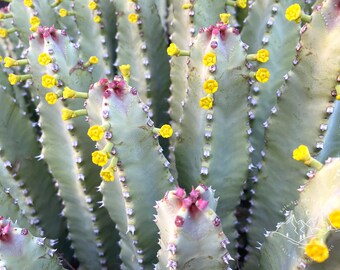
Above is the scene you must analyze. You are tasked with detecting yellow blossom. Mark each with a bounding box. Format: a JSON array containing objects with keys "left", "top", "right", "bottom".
[
  {"left": 38, "top": 53, "right": 52, "bottom": 66},
  {"left": 93, "top": 15, "right": 101, "bottom": 23},
  {"left": 329, "top": 210, "right": 340, "bottom": 229},
  {"left": 30, "top": 16, "right": 40, "bottom": 26},
  {"left": 0, "top": 56, "right": 2, "bottom": 62},
  {"left": 8, "top": 74, "right": 20, "bottom": 85},
  {"left": 89, "top": 56, "right": 98, "bottom": 64},
  {"left": 182, "top": 3, "right": 192, "bottom": 9},
  {"left": 45, "top": 92, "right": 58, "bottom": 105},
  {"left": 305, "top": 238, "right": 329, "bottom": 263},
  {"left": 256, "top": 49, "right": 269, "bottom": 63},
  {"left": 61, "top": 108, "right": 76, "bottom": 121},
  {"left": 0, "top": 28, "right": 8, "bottom": 38},
  {"left": 4, "top": 57, "right": 16, "bottom": 68},
  {"left": 92, "top": 150, "right": 109, "bottom": 167},
  {"left": 128, "top": 13, "right": 138, "bottom": 23},
  {"left": 63, "top": 87, "right": 77, "bottom": 98},
  {"left": 42, "top": 74, "right": 57, "bottom": 88},
  {"left": 87, "top": 125, "right": 105, "bottom": 141},
  {"left": 100, "top": 166, "right": 115, "bottom": 181},
  {"left": 167, "top": 43, "right": 180, "bottom": 57},
  {"left": 0, "top": 13, "right": 4, "bottom": 19},
  {"left": 292, "top": 145, "right": 311, "bottom": 162},
  {"left": 236, "top": 0, "right": 247, "bottom": 8},
  {"left": 285, "top": 4, "right": 302, "bottom": 23},
  {"left": 203, "top": 52, "right": 216, "bottom": 66},
  {"left": 203, "top": 79, "right": 218, "bottom": 94},
  {"left": 30, "top": 24, "right": 39, "bottom": 32},
  {"left": 199, "top": 96, "right": 213, "bottom": 110},
  {"left": 255, "top": 68, "right": 270, "bottom": 83},
  {"left": 59, "top": 9, "right": 68, "bottom": 17},
  {"left": 220, "top": 13, "right": 231, "bottom": 24},
  {"left": 88, "top": 1, "right": 97, "bottom": 10},
  {"left": 24, "top": 0, "right": 33, "bottom": 7},
  {"left": 159, "top": 124, "right": 173, "bottom": 138},
  {"left": 119, "top": 64, "right": 131, "bottom": 78}
]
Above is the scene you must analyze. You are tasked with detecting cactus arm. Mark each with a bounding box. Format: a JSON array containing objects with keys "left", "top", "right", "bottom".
[{"left": 193, "top": 0, "right": 226, "bottom": 31}]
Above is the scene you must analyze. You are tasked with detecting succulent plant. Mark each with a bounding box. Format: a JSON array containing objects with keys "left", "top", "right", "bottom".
[{"left": 0, "top": 0, "right": 339, "bottom": 269}]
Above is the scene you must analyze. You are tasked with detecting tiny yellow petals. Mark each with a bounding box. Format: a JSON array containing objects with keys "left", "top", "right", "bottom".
[
  {"left": 45, "top": 92, "right": 58, "bottom": 105},
  {"left": 167, "top": 43, "right": 180, "bottom": 57},
  {"left": 0, "top": 28, "right": 8, "bottom": 38},
  {"left": 8, "top": 73, "right": 20, "bottom": 85},
  {"left": 236, "top": 0, "right": 247, "bottom": 8},
  {"left": 88, "top": 1, "right": 97, "bottom": 10},
  {"left": 4, "top": 57, "right": 16, "bottom": 68},
  {"left": 38, "top": 53, "right": 52, "bottom": 66},
  {"left": 41, "top": 74, "right": 57, "bottom": 88},
  {"left": 220, "top": 13, "right": 231, "bottom": 24},
  {"left": 30, "top": 16, "right": 40, "bottom": 26},
  {"left": 285, "top": 3, "right": 302, "bottom": 23},
  {"left": 61, "top": 108, "right": 76, "bottom": 121},
  {"left": 203, "top": 79, "right": 218, "bottom": 94},
  {"left": 89, "top": 56, "right": 98, "bottom": 64},
  {"left": 255, "top": 68, "right": 270, "bottom": 83},
  {"left": 63, "top": 87, "right": 77, "bottom": 98},
  {"left": 24, "top": 0, "right": 33, "bottom": 7},
  {"left": 128, "top": 13, "right": 138, "bottom": 23},
  {"left": 329, "top": 210, "right": 340, "bottom": 229},
  {"left": 119, "top": 64, "right": 131, "bottom": 78},
  {"left": 305, "top": 238, "right": 329, "bottom": 263},
  {"left": 100, "top": 166, "right": 115, "bottom": 181},
  {"left": 87, "top": 125, "right": 105, "bottom": 141},
  {"left": 59, "top": 9, "right": 68, "bottom": 17},
  {"left": 203, "top": 52, "right": 216, "bottom": 67},
  {"left": 92, "top": 151, "right": 109, "bottom": 167},
  {"left": 93, "top": 15, "right": 101, "bottom": 23},
  {"left": 182, "top": 3, "right": 192, "bottom": 9},
  {"left": 256, "top": 49, "right": 269, "bottom": 63},
  {"left": 292, "top": 145, "right": 311, "bottom": 162},
  {"left": 199, "top": 96, "right": 213, "bottom": 110},
  {"left": 0, "top": 13, "right": 4, "bottom": 19},
  {"left": 159, "top": 124, "right": 173, "bottom": 138}
]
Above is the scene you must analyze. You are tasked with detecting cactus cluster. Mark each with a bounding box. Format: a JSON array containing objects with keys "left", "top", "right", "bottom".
[{"left": 0, "top": 0, "right": 339, "bottom": 269}]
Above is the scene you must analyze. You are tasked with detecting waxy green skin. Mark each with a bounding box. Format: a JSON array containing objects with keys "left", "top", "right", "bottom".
[{"left": 0, "top": 0, "right": 339, "bottom": 269}]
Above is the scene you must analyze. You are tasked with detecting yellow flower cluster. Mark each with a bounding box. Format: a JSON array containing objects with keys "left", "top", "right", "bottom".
[
  {"left": 8, "top": 74, "right": 20, "bottom": 85},
  {"left": 45, "top": 92, "right": 58, "bottom": 105},
  {"left": 87, "top": 125, "right": 105, "bottom": 141},
  {"left": 29, "top": 16, "right": 40, "bottom": 32},
  {"left": 199, "top": 96, "right": 213, "bottom": 110},
  {"left": 59, "top": 9, "right": 68, "bottom": 17},
  {"left": 4, "top": 57, "right": 16, "bottom": 68},
  {"left": 119, "top": 64, "right": 131, "bottom": 78},
  {"left": 128, "top": 13, "right": 138, "bottom": 23},
  {"left": 305, "top": 238, "right": 329, "bottom": 263},
  {"left": 0, "top": 28, "right": 8, "bottom": 38},
  {"left": 42, "top": 74, "right": 57, "bottom": 88},
  {"left": 203, "top": 52, "right": 216, "bottom": 66},
  {"left": 203, "top": 79, "right": 218, "bottom": 94},
  {"left": 88, "top": 1, "right": 97, "bottom": 10},
  {"left": 63, "top": 87, "right": 77, "bottom": 98},
  {"left": 255, "top": 68, "right": 270, "bottom": 83},
  {"left": 220, "top": 13, "right": 231, "bottom": 24},
  {"left": 93, "top": 15, "right": 101, "bottom": 23},
  {"left": 236, "top": 0, "right": 247, "bottom": 8},
  {"left": 328, "top": 209, "right": 340, "bottom": 228},
  {"left": 61, "top": 108, "right": 76, "bottom": 121},
  {"left": 100, "top": 166, "right": 115, "bottom": 181},
  {"left": 24, "top": 0, "right": 33, "bottom": 7},
  {"left": 182, "top": 3, "right": 192, "bottom": 9},
  {"left": 159, "top": 124, "right": 173, "bottom": 138},
  {"left": 167, "top": 43, "right": 180, "bottom": 56},
  {"left": 256, "top": 49, "right": 269, "bottom": 63},
  {"left": 89, "top": 56, "right": 99, "bottom": 64},
  {"left": 285, "top": 4, "right": 302, "bottom": 23},
  {"left": 292, "top": 145, "right": 311, "bottom": 162},
  {"left": 92, "top": 151, "right": 109, "bottom": 166},
  {"left": 38, "top": 53, "right": 52, "bottom": 66}
]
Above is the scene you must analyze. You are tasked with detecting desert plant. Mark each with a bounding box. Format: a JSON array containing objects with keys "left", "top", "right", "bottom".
[{"left": 0, "top": 0, "right": 339, "bottom": 269}]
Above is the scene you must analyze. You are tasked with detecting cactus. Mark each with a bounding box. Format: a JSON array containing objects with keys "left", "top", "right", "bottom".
[{"left": 0, "top": 0, "right": 339, "bottom": 269}]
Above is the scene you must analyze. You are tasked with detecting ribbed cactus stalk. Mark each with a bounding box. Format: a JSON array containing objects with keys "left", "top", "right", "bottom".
[{"left": 0, "top": 0, "right": 339, "bottom": 269}]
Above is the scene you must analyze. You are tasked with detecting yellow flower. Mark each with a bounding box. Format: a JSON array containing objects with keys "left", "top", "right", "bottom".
[
  {"left": 255, "top": 68, "right": 270, "bottom": 83},
  {"left": 0, "top": 56, "right": 2, "bottom": 62},
  {"left": 63, "top": 87, "right": 77, "bottom": 98},
  {"left": 220, "top": 13, "right": 231, "bottom": 24},
  {"left": 4, "top": 57, "right": 16, "bottom": 68},
  {"left": 285, "top": 4, "right": 302, "bottom": 23},
  {"left": 199, "top": 96, "right": 213, "bottom": 110},
  {"left": 100, "top": 166, "right": 115, "bottom": 181},
  {"left": 167, "top": 43, "right": 180, "bottom": 57},
  {"left": 119, "top": 64, "right": 131, "bottom": 77},
  {"left": 159, "top": 124, "right": 173, "bottom": 138},
  {"left": 92, "top": 151, "right": 109, "bottom": 167},
  {"left": 182, "top": 3, "right": 192, "bottom": 9},
  {"left": 89, "top": 56, "right": 98, "bottom": 64},
  {"left": 329, "top": 210, "right": 340, "bottom": 229},
  {"left": 41, "top": 74, "right": 57, "bottom": 88},
  {"left": 0, "top": 13, "right": 4, "bottom": 19},
  {"left": 128, "top": 13, "right": 138, "bottom": 23},
  {"left": 24, "top": 0, "right": 33, "bottom": 7},
  {"left": 305, "top": 238, "right": 329, "bottom": 263},
  {"left": 61, "top": 108, "right": 76, "bottom": 121},
  {"left": 30, "top": 16, "right": 40, "bottom": 26},
  {"left": 45, "top": 92, "right": 58, "bottom": 105},
  {"left": 30, "top": 24, "right": 39, "bottom": 32},
  {"left": 203, "top": 52, "right": 216, "bottom": 66},
  {"left": 38, "top": 53, "right": 52, "bottom": 66},
  {"left": 87, "top": 125, "right": 105, "bottom": 141},
  {"left": 0, "top": 28, "right": 8, "bottom": 38},
  {"left": 8, "top": 74, "right": 20, "bottom": 85},
  {"left": 88, "top": 1, "right": 97, "bottom": 10},
  {"left": 93, "top": 15, "right": 101, "bottom": 23},
  {"left": 256, "top": 49, "right": 269, "bottom": 63},
  {"left": 203, "top": 79, "right": 218, "bottom": 94},
  {"left": 59, "top": 9, "right": 68, "bottom": 17},
  {"left": 236, "top": 0, "right": 247, "bottom": 8},
  {"left": 292, "top": 145, "right": 311, "bottom": 162}
]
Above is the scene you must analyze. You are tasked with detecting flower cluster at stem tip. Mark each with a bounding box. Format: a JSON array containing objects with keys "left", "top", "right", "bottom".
[
  {"left": 305, "top": 238, "right": 329, "bottom": 263},
  {"left": 329, "top": 209, "right": 340, "bottom": 229},
  {"left": 42, "top": 74, "right": 57, "bottom": 88},
  {"left": 38, "top": 53, "right": 52, "bottom": 66},
  {"left": 92, "top": 151, "right": 109, "bottom": 167},
  {"left": 63, "top": 87, "right": 77, "bottom": 98},
  {"left": 159, "top": 124, "right": 173, "bottom": 138},
  {"left": 100, "top": 166, "right": 115, "bottom": 182},
  {"left": 203, "top": 52, "right": 216, "bottom": 66},
  {"left": 88, "top": 125, "right": 105, "bottom": 141},
  {"left": 167, "top": 43, "right": 180, "bottom": 56},
  {"left": 45, "top": 92, "right": 58, "bottom": 105},
  {"left": 128, "top": 13, "right": 138, "bottom": 23},
  {"left": 203, "top": 79, "right": 218, "bottom": 94},
  {"left": 285, "top": 3, "right": 302, "bottom": 23}
]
